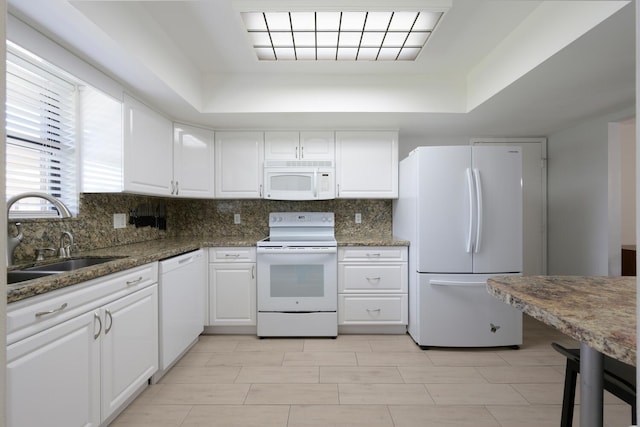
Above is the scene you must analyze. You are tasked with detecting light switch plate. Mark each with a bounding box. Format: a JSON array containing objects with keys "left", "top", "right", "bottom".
[
  {"left": 234, "top": 213, "right": 241, "bottom": 224},
  {"left": 355, "top": 213, "right": 362, "bottom": 224},
  {"left": 113, "top": 213, "right": 127, "bottom": 229}
]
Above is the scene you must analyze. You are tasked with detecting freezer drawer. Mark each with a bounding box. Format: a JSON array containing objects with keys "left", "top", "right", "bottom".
[{"left": 412, "top": 273, "right": 522, "bottom": 348}]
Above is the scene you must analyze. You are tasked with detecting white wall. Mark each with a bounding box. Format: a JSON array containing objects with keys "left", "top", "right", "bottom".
[{"left": 547, "top": 106, "right": 635, "bottom": 276}]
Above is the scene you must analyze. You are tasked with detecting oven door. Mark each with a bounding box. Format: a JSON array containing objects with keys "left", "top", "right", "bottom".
[{"left": 257, "top": 247, "right": 337, "bottom": 312}]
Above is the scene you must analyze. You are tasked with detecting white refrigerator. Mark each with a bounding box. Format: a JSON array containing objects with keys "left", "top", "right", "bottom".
[{"left": 393, "top": 146, "right": 523, "bottom": 348}]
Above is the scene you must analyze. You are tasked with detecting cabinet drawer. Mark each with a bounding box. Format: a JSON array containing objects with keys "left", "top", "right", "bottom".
[
  {"left": 209, "top": 247, "right": 256, "bottom": 262},
  {"left": 339, "top": 246, "right": 407, "bottom": 262},
  {"left": 338, "top": 264, "right": 407, "bottom": 293},
  {"left": 7, "top": 263, "right": 158, "bottom": 345},
  {"left": 338, "top": 294, "right": 407, "bottom": 325}
]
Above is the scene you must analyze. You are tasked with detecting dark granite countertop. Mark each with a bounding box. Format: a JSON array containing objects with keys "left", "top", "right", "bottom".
[
  {"left": 487, "top": 275, "right": 636, "bottom": 366},
  {"left": 7, "top": 235, "right": 407, "bottom": 303}
]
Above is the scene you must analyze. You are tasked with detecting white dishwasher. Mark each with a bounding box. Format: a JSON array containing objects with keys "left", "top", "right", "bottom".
[{"left": 153, "top": 249, "right": 206, "bottom": 382}]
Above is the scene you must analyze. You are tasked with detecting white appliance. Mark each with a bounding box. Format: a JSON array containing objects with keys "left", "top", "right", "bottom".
[
  {"left": 257, "top": 212, "right": 337, "bottom": 337},
  {"left": 263, "top": 160, "right": 335, "bottom": 200},
  {"left": 393, "top": 146, "right": 523, "bottom": 348},
  {"left": 153, "top": 249, "right": 205, "bottom": 382}
]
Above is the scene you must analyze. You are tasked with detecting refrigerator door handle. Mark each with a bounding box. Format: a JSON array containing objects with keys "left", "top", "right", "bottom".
[
  {"left": 465, "top": 168, "right": 475, "bottom": 253},
  {"left": 473, "top": 168, "right": 483, "bottom": 254},
  {"left": 430, "top": 280, "right": 486, "bottom": 288}
]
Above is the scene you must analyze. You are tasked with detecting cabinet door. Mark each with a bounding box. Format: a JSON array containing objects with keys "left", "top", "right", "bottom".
[
  {"left": 7, "top": 310, "right": 101, "bottom": 427},
  {"left": 265, "top": 131, "right": 299, "bottom": 160},
  {"left": 335, "top": 131, "right": 398, "bottom": 198},
  {"left": 123, "top": 94, "right": 173, "bottom": 196},
  {"left": 173, "top": 123, "right": 215, "bottom": 198},
  {"left": 300, "top": 131, "right": 335, "bottom": 160},
  {"left": 101, "top": 285, "right": 158, "bottom": 420},
  {"left": 209, "top": 263, "right": 256, "bottom": 326},
  {"left": 215, "top": 131, "right": 264, "bottom": 198}
]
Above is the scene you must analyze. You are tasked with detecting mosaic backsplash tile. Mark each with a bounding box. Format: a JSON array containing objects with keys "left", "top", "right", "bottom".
[{"left": 8, "top": 193, "right": 392, "bottom": 264}]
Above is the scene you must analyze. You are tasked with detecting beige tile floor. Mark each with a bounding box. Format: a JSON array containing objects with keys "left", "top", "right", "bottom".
[{"left": 111, "top": 315, "right": 634, "bottom": 427}]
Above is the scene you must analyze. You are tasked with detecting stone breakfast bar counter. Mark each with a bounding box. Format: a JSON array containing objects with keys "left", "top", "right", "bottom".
[{"left": 487, "top": 275, "right": 636, "bottom": 427}]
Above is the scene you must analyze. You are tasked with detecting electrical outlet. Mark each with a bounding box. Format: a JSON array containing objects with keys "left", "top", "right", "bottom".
[
  {"left": 234, "top": 213, "right": 241, "bottom": 224},
  {"left": 355, "top": 213, "right": 362, "bottom": 224},
  {"left": 113, "top": 213, "right": 127, "bottom": 229}
]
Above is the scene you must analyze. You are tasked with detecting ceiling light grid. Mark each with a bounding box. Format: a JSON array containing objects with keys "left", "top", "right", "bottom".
[{"left": 241, "top": 10, "right": 443, "bottom": 61}]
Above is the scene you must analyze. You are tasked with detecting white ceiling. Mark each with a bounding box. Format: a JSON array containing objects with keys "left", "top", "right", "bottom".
[{"left": 7, "top": 0, "right": 636, "bottom": 139}]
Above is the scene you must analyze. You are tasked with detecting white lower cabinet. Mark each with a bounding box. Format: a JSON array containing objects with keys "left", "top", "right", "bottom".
[
  {"left": 101, "top": 285, "right": 158, "bottom": 420},
  {"left": 7, "top": 310, "right": 102, "bottom": 426},
  {"left": 6, "top": 263, "right": 159, "bottom": 427},
  {"left": 208, "top": 247, "right": 256, "bottom": 327},
  {"left": 338, "top": 246, "right": 408, "bottom": 329}
]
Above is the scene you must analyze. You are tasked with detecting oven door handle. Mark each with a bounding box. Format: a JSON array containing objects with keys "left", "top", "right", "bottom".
[{"left": 257, "top": 247, "right": 337, "bottom": 254}]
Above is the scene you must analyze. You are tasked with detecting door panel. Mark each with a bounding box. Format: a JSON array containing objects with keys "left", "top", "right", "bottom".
[
  {"left": 472, "top": 146, "right": 523, "bottom": 273},
  {"left": 416, "top": 146, "right": 473, "bottom": 273},
  {"left": 472, "top": 139, "right": 546, "bottom": 275}
]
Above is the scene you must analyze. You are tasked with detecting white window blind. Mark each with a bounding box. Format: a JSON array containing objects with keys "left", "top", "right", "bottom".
[{"left": 6, "top": 42, "right": 78, "bottom": 218}]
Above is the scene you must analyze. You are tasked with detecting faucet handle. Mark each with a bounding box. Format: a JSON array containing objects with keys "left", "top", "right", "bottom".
[{"left": 35, "top": 247, "right": 56, "bottom": 261}]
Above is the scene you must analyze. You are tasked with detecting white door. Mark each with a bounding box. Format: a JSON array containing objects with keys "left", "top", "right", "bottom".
[
  {"left": 335, "top": 131, "right": 398, "bottom": 198},
  {"left": 209, "top": 263, "right": 256, "bottom": 325},
  {"left": 471, "top": 146, "right": 523, "bottom": 273},
  {"left": 300, "top": 131, "right": 335, "bottom": 160},
  {"left": 265, "top": 131, "right": 299, "bottom": 160},
  {"left": 215, "top": 131, "right": 264, "bottom": 198},
  {"left": 416, "top": 146, "right": 473, "bottom": 273},
  {"left": 6, "top": 310, "right": 101, "bottom": 427},
  {"left": 101, "top": 285, "right": 158, "bottom": 420},
  {"left": 472, "top": 139, "right": 547, "bottom": 275},
  {"left": 173, "top": 124, "right": 215, "bottom": 198},
  {"left": 123, "top": 94, "right": 173, "bottom": 196}
]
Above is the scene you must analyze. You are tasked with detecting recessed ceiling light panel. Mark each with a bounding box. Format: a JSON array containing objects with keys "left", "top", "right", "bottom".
[{"left": 240, "top": 10, "right": 444, "bottom": 61}]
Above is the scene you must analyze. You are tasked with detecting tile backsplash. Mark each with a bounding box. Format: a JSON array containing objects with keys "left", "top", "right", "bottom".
[{"left": 9, "top": 193, "right": 392, "bottom": 263}]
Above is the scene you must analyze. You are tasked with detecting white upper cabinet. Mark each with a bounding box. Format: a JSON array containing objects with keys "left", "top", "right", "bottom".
[
  {"left": 215, "top": 131, "right": 264, "bottom": 198},
  {"left": 173, "top": 123, "right": 215, "bottom": 198},
  {"left": 335, "top": 131, "right": 399, "bottom": 198},
  {"left": 265, "top": 131, "right": 334, "bottom": 161},
  {"left": 123, "top": 94, "right": 173, "bottom": 196}
]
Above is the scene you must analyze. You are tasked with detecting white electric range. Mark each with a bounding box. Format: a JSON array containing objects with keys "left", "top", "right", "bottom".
[{"left": 256, "top": 212, "right": 337, "bottom": 337}]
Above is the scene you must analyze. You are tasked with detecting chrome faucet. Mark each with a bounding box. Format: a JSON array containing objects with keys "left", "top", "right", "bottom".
[
  {"left": 59, "top": 231, "right": 74, "bottom": 258},
  {"left": 7, "top": 192, "right": 73, "bottom": 265}
]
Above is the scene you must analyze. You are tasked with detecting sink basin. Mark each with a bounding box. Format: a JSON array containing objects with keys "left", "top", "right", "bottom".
[
  {"left": 24, "top": 257, "right": 122, "bottom": 272},
  {"left": 7, "top": 270, "right": 60, "bottom": 284}
]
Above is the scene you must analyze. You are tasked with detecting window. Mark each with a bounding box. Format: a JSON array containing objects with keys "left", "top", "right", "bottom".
[{"left": 6, "top": 41, "right": 78, "bottom": 218}]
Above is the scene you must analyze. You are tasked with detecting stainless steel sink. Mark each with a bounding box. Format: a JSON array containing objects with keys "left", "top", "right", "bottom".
[
  {"left": 7, "top": 270, "right": 60, "bottom": 284},
  {"left": 24, "top": 257, "right": 122, "bottom": 272},
  {"left": 7, "top": 257, "right": 122, "bottom": 284}
]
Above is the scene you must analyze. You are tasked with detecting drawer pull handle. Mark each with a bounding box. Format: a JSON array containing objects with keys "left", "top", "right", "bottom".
[
  {"left": 366, "top": 276, "right": 381, "bottom": 282},
  {"left": 35, "top": 302, "right": 68, "bottom": 318},
  {"left": 105, "top": 309, "right": 113, "bottom": 334},
  {"left": 94, "top": 312, "right": 102, "bottom": 339},
  {"left": 126, "top": 276, "right": 144, "bottom": 285},
  {"left": 224, "top": 253, "right": 241, "bottom": 258},
  {"left": 366, "top": 253, "right": 381, "bottom": 257},
  {"left": 366, "top": 308, "right": 382, "bottom": 313}
]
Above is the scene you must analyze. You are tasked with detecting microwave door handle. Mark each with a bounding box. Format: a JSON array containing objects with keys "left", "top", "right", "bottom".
[{"left": 313, "top": 169, "right": 318, "bottom": 198}]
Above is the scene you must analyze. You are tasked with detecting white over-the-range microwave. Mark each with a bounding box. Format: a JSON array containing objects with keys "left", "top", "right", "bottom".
[{"left": 263, "top": 160, "right": 335, "bottom": 200}]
